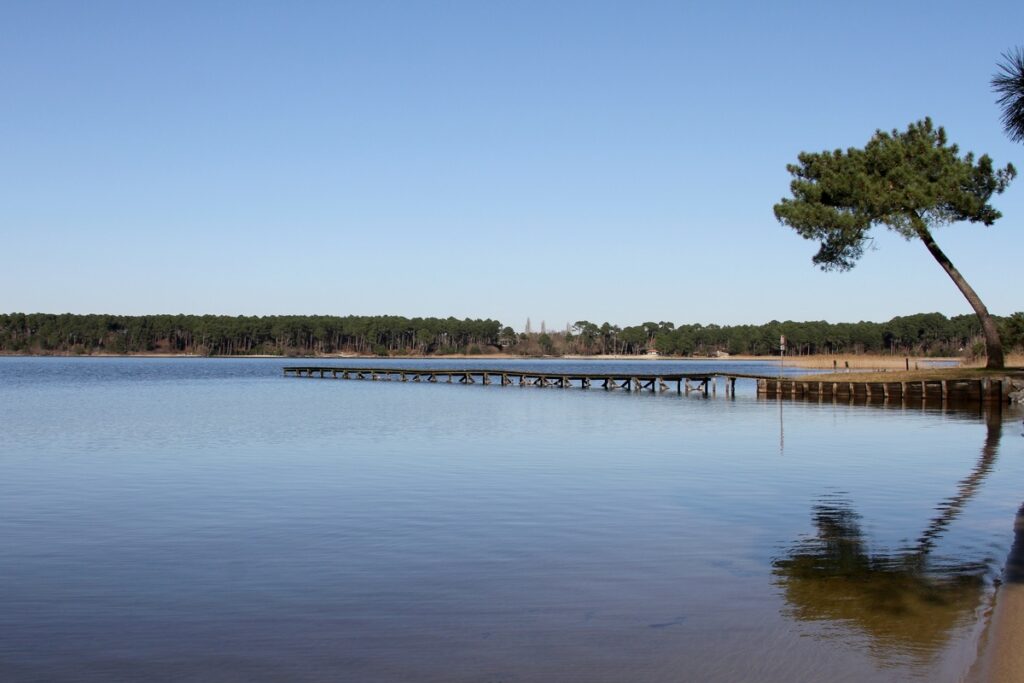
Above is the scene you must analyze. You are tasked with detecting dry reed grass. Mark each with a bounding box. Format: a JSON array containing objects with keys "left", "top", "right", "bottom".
[
  {"left": 961, "top": 352, "right": 1024, "bottom": 368},
  {"left": 794, "top": 367, "right": 1010, "bottom": 382},
  {"left": 783, "top": 354, "right": 960, "bottom": 370},
  {"left": 728, "top": 354, "right": 962, "bottom": 370}
]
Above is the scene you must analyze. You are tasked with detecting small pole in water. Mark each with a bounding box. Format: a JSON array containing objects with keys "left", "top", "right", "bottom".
[{"left": 779, "top": 335, "right": 786, "bottom": 378}]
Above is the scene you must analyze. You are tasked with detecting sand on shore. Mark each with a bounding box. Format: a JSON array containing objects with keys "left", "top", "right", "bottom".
[
  {"left": 972, "top": 583, "right": 1024, "bottom": 682},
  {"left": 970, "top": 502, "right": 1024, "bottom": 682}
]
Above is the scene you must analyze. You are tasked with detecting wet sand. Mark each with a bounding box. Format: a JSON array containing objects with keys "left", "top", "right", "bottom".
[
  {"left": 980, "top": 584, "right": 1024, "bottom": 682},
  {"left": 971, "top": 503, "right": 1024, "bottom": 682}
]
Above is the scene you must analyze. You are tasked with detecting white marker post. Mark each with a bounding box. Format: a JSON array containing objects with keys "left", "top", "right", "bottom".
[{"left": 779, "top": 335, "right": 786, "bottom": 378}]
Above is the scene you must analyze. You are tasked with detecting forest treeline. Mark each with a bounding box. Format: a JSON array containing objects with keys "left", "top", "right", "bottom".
[
  {"left": 0, "top": 314, "right": 502, "bottom": 356},
  {"left": 2, "top": 311, "right": 1023, "bottom": 358}
]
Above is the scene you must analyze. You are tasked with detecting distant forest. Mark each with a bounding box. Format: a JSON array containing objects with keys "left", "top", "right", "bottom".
[{"left": 2, "top": 312, "right": 1023, "bottom": 358}]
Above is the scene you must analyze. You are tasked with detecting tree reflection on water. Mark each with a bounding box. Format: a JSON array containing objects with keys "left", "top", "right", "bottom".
[{"left": 773, "top": 408, "right": 1003, "bottom": 662}]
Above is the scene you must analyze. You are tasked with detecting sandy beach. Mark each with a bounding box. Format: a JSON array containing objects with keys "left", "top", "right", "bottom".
[
  {"left": 971, "top": 503, "right": 1024, "bottom": 682},
  {"left": 975, "top": 584, "right": 1024, "bottom": 682}
]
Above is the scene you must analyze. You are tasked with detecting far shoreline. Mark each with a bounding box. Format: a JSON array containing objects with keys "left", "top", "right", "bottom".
[{"left": 0, "top": 351, "right": 968, "bottom": 370}]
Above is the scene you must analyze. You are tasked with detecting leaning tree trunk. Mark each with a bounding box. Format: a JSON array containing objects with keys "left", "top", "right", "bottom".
[{"left": 912, "top": 217, "right": 1004, "bottom": 369}]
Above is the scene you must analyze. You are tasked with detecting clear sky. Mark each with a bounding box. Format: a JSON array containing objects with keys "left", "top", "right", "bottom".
[{"left": 2, "top": 1, "right": 1022, "bottom": 330}]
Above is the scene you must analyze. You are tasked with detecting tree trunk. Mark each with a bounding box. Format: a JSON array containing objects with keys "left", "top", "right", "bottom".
[{"left": 912, "top": 216, "right": 1004, "bottom": 369}]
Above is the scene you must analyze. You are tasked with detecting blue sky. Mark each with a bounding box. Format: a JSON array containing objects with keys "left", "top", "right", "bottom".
[{"left": 2, "top": 1, "right": 1022, "bottom": 330}]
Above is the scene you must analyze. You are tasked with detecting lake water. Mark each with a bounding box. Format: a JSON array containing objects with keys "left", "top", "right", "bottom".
[{"left": 1, "top": 357, "right": 1021, "bottom": 682}]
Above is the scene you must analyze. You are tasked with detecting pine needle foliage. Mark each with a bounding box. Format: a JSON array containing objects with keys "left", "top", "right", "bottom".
[
  {"left": 774, "top": 118, "right": 1016, "bottom": 368},
  {"left": 774, "top": 118, "right": 1015, "bottom": 270},
  {"left": 993, "top": 47, "right": 1024, "bottom": 143}
]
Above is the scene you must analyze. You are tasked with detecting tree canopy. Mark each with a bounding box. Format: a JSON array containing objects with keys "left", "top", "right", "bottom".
[
  {"left": 774, "top": 118, "right": 1015, "bottom": 368},
  {"left": 993, "top": 47, "right": 1024, "bottom": 143},
  {"left": 5, "top": 311, "right": 1022, "bottom": 360},
  {"left": 0, "top": 314, "right": 502, "bottom": 357}
]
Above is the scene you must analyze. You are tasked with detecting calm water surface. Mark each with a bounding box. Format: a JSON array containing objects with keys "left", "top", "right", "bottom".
[{"left": 1, "top": 358, "right": 1021, "bottom": 682}]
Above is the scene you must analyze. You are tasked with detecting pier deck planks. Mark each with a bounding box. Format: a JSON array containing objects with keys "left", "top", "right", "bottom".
[{"left": 281, "top": 366, "right": 739, "bottom": 395}]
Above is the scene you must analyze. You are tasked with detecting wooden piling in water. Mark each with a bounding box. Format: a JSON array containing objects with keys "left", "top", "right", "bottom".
[{"left": 751, "top": 375, "right": 1011, "bottom": 405}]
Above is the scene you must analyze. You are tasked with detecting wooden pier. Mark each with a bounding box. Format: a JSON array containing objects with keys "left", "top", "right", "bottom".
[
  {"left": 282, "top": 366, "right": 744, "bottom": 396},
  {"left": 282, "top": 366, "right": 1017, "bottom": 405}
]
